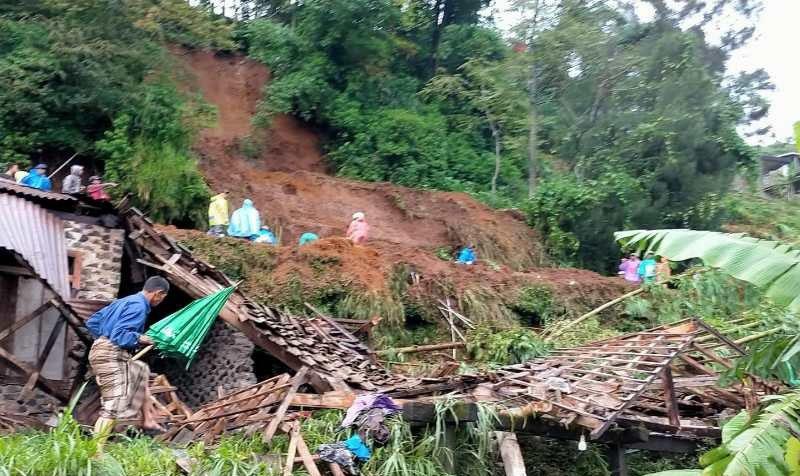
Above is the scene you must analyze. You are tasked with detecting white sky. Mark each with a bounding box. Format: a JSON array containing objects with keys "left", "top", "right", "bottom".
[{"left": 491, "top": 0, "right": 799, "bottom": 145}]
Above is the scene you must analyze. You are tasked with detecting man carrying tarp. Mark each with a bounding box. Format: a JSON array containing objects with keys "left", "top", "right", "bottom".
[{"left": 86, "top": 276, "right": 170, "bottom": 439}]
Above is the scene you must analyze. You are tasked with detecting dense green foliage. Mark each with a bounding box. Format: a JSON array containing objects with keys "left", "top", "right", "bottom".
[
  {"left": 241, "top": 0, "right": 768, "bottom": 271},
  {"left": 0, "top": 0, "right": 230, "bottom": 224}
]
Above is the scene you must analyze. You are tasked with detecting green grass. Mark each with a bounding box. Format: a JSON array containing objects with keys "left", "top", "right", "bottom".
[
  {"left": 0, "top": 406, "right": 505, "bottom": 476},
  {"left": 723, "top": 193, "right": 800, "bottom": 247}
]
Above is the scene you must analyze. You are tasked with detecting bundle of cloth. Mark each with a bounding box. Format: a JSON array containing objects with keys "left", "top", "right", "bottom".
[{"left": 316, "top": 393, "right": 401, "bottom": 474}]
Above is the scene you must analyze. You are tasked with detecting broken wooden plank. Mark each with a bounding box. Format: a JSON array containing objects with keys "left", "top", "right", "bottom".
[
  {"left": 496, "top": 432, "right": 527, "bottom": 476},
  {"left": 264, "top": 367, "right": 309, "bottom": 443},
  {"left": 0, "top": 300, "right": 53, "bottom": 342},
  {"left": 282, "top": 424, "right": 300, "bottom": 476}
]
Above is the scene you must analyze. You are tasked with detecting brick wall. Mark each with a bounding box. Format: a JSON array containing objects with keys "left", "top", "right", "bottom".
[{"left": 63, "top": 220, "right": 124, "bottom": 301}]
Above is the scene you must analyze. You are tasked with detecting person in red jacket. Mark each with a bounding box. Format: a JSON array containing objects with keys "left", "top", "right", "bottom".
[{"left": 86, "top": 175, "right": 117, "bottom": 201}]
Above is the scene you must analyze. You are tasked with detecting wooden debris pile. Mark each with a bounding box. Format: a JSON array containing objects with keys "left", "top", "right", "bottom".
[
  {"left": 160, "top": 366, "right": 337, "bottom": 476},
  {"left": 471, "top": 319, "right": 777, "bottom": 440},
  {"left": 160, "top": 367, "right": 310, "bottom": 445},
  {"left": 75, "top": 374, "right": 190, "bottom": 428},
  {"left": 0, "top": 411, "right": 48, "bottom": 433}
]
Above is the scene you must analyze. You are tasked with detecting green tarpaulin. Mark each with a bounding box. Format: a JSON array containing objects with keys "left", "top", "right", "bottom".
[{"left": 145, "top": 286, "right": 235, "bottom": 369}]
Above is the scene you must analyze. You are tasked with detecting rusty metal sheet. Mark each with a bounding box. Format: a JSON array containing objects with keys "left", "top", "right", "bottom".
[
  {"left": 67, "top": 299, "right": 110, "bottom": 321},
  {"left": 0, "top": 194, "right": 71, "bottom": 298},
  {"left": 0, "top": 179, "right": 76, "bottom": 206}
]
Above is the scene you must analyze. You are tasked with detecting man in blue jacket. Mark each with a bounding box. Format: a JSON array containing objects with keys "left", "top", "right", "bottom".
[{"left": 86, "top": 276, "right": 169, "bottom": 440}]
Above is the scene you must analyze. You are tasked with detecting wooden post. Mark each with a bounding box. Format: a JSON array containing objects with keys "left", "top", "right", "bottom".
[
  {"left": 329, "top": 463, "right": 346, "bottom": 476},
  {"left": 436, "top": 424, "right": 458, "bottom": 474},
  {"left": 282, "top": 424, "right": 299, "bottom": 476},
  {"left": 263, "top": 366, "right": 308, "bottom": 443},
  {"left": 495, "top": 432, "right": 527, "bottom": 476},
  {"left": 607, "top": 444, "right": 628, "bottom": 476},
  {"left": 661, "top": 367, "right": 680, "bottom": 428}
]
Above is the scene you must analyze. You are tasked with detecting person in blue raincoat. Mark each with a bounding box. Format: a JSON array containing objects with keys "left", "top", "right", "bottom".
[
  {"left": 227, "top": 199, "right": 261, "bottom": 238},
  {"left": 638, "top": 252, "right": 658, "bottom": 284},
  {"left": 20, "top": 163, "right": 52, "bottom": 191},
  {"left": 299, "top": 232, "right": 319, "bottom": 246},
  {"left": 456, "top": 245, "right": 476, "bottom": 265},
  {"left": 252, "top": 226, "right": 276, "bottom": 245}
]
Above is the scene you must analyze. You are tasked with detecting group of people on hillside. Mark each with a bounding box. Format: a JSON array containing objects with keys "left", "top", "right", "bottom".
[
  {"left": 619, "top": 252, "right": 671, "bottom": 285},
  {"left": 207, "top": 192, "right": 370, "bottom": 246},
  {"left": 1, "top": 162, "right": 115, "bottom": 201}
]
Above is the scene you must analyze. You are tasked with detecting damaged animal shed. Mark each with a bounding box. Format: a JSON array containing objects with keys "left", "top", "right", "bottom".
[{"left": 0, "top": 182, "right": 785, "bottom": 475}]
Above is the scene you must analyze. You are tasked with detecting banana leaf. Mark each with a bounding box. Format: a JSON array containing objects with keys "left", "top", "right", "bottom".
[
  {"left": 615, "top": 229, "right": 800, "bottom": 311},
  {"left": 145, "top": 286, "right": 236, "bottom": 369}
]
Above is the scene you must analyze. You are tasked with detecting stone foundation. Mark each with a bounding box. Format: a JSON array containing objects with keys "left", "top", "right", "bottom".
[
  {"left": 158, "top": 321, "right": 256, "bottom": 408},
  {"left": 0, "top": 383, "right": 60, "bottom": 421},
  {"left": 63, "top": 220, "right": 124, "bottom": 301}
]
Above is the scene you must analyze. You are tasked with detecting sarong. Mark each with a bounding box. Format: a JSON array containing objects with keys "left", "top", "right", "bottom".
[{"left": 88, "top": 337, "right": 148, "bottom": 420}]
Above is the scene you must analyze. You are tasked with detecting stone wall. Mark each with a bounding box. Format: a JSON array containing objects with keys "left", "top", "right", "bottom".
[
  {"left": 63, "top": 220, "right": 124, "bottom": 301},
  {"left": 0, "top": 383, "right": 60, "bottom": 422},
  {"left": 157, "top": 321, "right": 257, "bottom": 408}
]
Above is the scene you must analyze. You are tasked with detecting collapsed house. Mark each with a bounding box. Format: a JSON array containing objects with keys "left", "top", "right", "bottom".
[{"left": 0, "top": 182, "right": 784, "bottom": 475}]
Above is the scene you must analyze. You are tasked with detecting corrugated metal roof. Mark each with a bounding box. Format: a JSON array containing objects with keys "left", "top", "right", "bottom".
[
  {"left": 0, "top": 194, "right": 71, "bottom": 298},
  {"left": 0, "top": 179, "right": 77, "bottom": 206},
  {"left": 67, "top": 299, "right": 110, "bottom": 321}
]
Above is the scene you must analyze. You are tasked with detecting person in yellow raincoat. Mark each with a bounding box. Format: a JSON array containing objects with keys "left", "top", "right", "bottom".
[{"left": 208, "top": 191, "right": 230, "bottom": 237}]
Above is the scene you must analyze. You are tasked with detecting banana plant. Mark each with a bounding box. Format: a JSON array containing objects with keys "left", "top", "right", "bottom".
[
  {"left": 647, "top": 391, "right": 800, "bottom": 476},
  {"left": 614, "top": 229, "right": 800, "bottom": 311}
]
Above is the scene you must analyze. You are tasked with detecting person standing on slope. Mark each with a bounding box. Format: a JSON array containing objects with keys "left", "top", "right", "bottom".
[
  {"left": 346, "top": 212, "right": 369, "bottom": 245},
  {"left": 638, "top": 252, "right": 658, "bottom": 285},
  {"left": 228, "top": 199, "right": 261, "bottom": 239},
  {"left": 85, "top": 276, "right": 170, "bottom": 444},
  {"left": 208, "top": 191, "right": 230, "bottom": 237},
  {"left": 619, "top": 253, "right": 641, "bottom": 283}
]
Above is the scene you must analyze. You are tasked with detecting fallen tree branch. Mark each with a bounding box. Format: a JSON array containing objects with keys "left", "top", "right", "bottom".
[{"left": 375, "top": 342, "right": 465, "bottom": 356}]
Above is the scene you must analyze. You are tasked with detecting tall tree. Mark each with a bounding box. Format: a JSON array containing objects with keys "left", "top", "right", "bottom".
[
  {"left": 422, "top": 59, "right": 527, "bottom": 194},
  {"left": 508, "top": 0, "right": 560, "bottom": 197}
]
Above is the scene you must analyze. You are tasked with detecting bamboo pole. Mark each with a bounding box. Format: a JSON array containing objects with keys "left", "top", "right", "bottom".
[
  {"left": 544, "top": 286, "right": 647, "bottom": 341},
  {"left": 734, "top": 328, "right": 781, "bottom": 345},
  {"left": 375, "top": 342, "right": 465, "bottom": 356},
  {"left": 544, "top": 273, "right": 689, "bottom": 342}
]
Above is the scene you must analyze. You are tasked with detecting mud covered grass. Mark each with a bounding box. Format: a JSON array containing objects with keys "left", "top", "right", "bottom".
[{"left": 172, "top": 228, "right": 631, "bottom": 356}]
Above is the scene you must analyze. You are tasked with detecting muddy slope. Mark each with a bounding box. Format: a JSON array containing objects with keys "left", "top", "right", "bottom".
[{"left": 174, "top": 48, "right": 547, "bottom": 269}]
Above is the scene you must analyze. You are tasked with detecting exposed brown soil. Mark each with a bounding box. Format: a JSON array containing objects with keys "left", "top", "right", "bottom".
[{"left": 173, "top": 47, "right": 327, "bottom": 173}]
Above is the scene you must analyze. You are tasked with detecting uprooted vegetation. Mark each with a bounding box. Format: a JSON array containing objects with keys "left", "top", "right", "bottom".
[{"left": 171, "top": 229, "right": 629, "bottom": 352}]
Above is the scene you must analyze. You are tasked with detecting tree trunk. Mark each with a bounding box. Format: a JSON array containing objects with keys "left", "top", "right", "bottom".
[
  {"left": 430, "top": 0, "right": 444, "bottom": 75},
  {"left": 488, "top": 117, "right": 502, "bottom": 196},
  {"left": 527, "top": 61, "right": 538, "bottom": 198}
]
